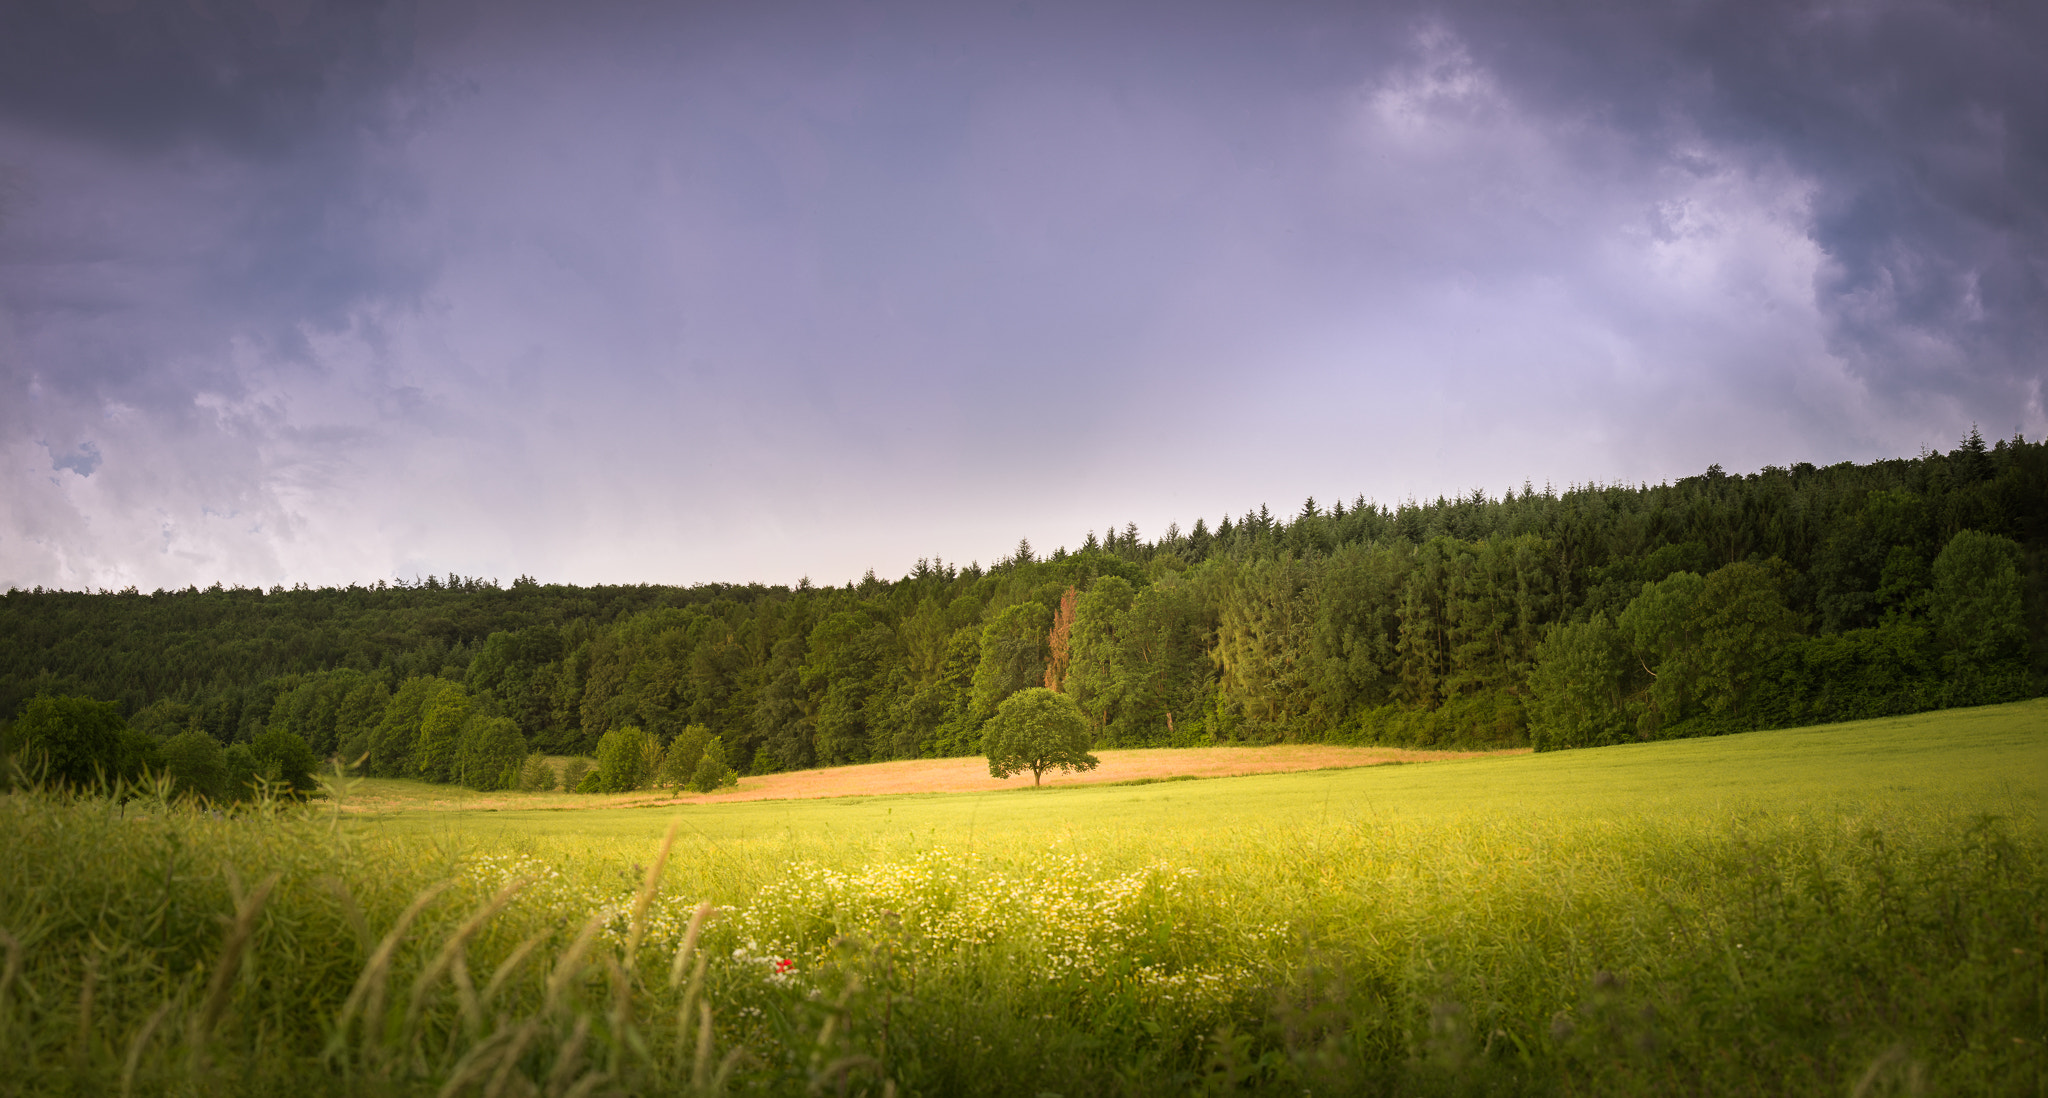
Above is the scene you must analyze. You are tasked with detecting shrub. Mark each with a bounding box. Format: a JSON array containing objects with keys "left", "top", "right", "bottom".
[
  {"left": 595, "top": 726, "right": 654, "bottom": 793},
  {"left": 13, "top": 695, "right": 129, "bottom": 789},
  {"left": 455, "top": 716, "right": 527, "bottom": 791},
  {"left": 160, "top": 728, "right": 227, "bottom": 802},
  {"left": 560, "top": 757, "right": 592, "bottom": 792},
  {"left": 574, "top": 767, "right": 602, "bottom": 794},
  {"left": 656, "top": 725, "right": 711, "bottom": 790},
  {"left": 686, "top": 735, "right": 738, "bottom": 794},
  {"left": 516, "top": 752, "right": 558, "bottom": 792},
  {"left": 249, "top": 727, "right": 318, "bottom": 794},
  {"left": 222, "top": 742, "right": 259, "bottom": 801}
]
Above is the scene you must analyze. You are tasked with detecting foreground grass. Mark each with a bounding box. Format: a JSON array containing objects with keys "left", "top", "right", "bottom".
[{"left": 2, "top": 702, "right": 2043, "bottom": 1095}]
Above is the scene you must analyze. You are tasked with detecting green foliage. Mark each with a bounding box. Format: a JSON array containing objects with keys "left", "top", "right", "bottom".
[
  {"left": 222, "top": 742, "right": 258, "bottom": 801},
  {"left": 413, "top": 682, "right": 472, "bottom": 783},
  {"left": 262, "top": 668, "right": 376, "bottom": 756},
  {"left": 0, "top": 432, "right": 2041, "bottom": 777},
  {"left": 1528, "top": 615, "right": 1633, "bottom": 750},
  {"left": 1210, "top": 556, "right": 1319, "bottom": 737},
  {"left": 1064, "top": 575, "right": 1133, "bottom": 733},
  {"left": 1542, "top": 561, "right": 1803, "bottom": 744},
  {"left": 971, "top": 602, "right": 1052, "bottom": 719},
  {"left": 687, "top": 734, "right": 738, "bottom": 793},
  {"left": 656, "top": 723, "right": 711, "bottom": 790},
  {"left": 1933, "top": 529, "right": 2028, "bottom": 667},
  {"left": 159, "top": 728, "right": 228, "bottom": 802},
  {"left": 333, "top": 677, "right": 390, "bottom": 763},
  {"left": 1691, "top": 561, "right": 1802, "bottom": 715},
  {"left": 983, "top": 687, "right": 1099, "bottom": 785},
  {"left": 1615, "top": 569, "right": 1708, "bottom": 734},
  {"left": 801, "top": 611, "right": 897, "bottom": 764},
  {"left": 514, "top": 751, "right": 558, "bottom": 792},
  {"left": 369, "top": 676, "right": 441, "bottom": 777},
  {"left": 13, "top": 694, "right": 129, "bottom": 788},
  {"left": 454, "top": 715, "right": 526, "bottom": 791},
  {"left": 129, "top": 697, "right": 197, "bottom": 739},
  {"left": 595, "top": 725, "right": 654, "bottom": 792},
  {"left": 248, "top": 726, "right": 317, "bottom": 794},
  {"left": 2, "top": 702, "right": 2040, "bottom": 1095},
  {"left": 573, "top": 766, "right": 602, "bottom": 794},
  {"left": 560, "top": 756, "right": 592, "bottom": 793}
]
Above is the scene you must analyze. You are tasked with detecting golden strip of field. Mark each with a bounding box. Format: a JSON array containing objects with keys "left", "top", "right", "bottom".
[
  {"left": 665, "top": 744, "right": 1522, "bottom": 802},
  {"left": 343, "top": 744, "right": 1524, "bottom": 814}
]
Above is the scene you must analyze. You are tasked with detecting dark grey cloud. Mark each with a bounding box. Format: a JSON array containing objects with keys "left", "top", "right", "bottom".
[
  {"left": 2, "top": 0, "right": 2042, "bottom": 590},
  {"left": 0, "top": 0, "right": 432, "bottom": 393},
  {"left": 0, "top": 0, "right": 413, "bottom": 155},
  {"left": 1449, "top": 0, "right": 2048, "bottom": 411}
]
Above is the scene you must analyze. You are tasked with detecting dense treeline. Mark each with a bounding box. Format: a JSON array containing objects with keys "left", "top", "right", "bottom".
[{"left": 3, "top": 431, "right": 2042, "bottom": 790}]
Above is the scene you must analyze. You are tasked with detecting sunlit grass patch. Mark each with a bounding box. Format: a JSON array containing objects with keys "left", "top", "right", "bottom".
[{"left": 0, "top": 699, "right": 2042, "bottom": 1094}]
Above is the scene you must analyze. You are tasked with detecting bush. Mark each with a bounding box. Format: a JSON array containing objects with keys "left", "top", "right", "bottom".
[
  {"left": 222, "top": 742, "right": 259, "bottom": 802},
  {"left": 455, "top": 716, "right": 527, "bottom": 791},
  {"left": 686, "top": 735, "right": 738, "bottom": 794},
  {"left": 573, "top": 768, "right": 602, "bottom": 794},
  {"left": 656, "top": 725, "right": 712, "bottom": 790},
  {"left": 516, "top": 752, "right": 558, "bottom": 792},
  {"left": 560, "top": 757, "right": 592, "bottom": 792},
  {"left": 14, "top": 695, "right": 129, "bottom": 789},
  {"left": 249, "top": 727, "right": 318, "bottom": 795},
  {"left": 595, "top": 726, "right": 654, "bottom": 793},
  {"left": 160, "top": 728, "right": 227, "bottom": 802}
]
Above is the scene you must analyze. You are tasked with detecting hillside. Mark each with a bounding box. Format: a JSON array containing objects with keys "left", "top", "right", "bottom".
[{"left": 4, "top": 433, "right": 2042, "bottom": 789}]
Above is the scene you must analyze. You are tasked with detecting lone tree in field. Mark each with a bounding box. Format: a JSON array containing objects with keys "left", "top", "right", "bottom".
[{"left": 983, "top": 688, "right": 1100, "bottom": 786}]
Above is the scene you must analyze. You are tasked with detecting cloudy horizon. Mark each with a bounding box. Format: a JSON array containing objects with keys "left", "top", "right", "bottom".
[{"left": 4, "top": 0, "right": 2043, "bottom": 592}]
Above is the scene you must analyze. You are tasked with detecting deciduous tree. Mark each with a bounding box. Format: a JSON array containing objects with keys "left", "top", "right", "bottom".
[{"left": 983, "top": 688, "right": 1099, "bottom": 786}]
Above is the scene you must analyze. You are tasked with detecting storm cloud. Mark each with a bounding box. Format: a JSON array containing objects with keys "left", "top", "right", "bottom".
[{"left": 3, "top": 0, "right": 2041, "bottom": 590}]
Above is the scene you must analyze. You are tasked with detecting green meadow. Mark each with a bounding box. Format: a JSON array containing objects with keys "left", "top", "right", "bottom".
[
  {"left": 3, "top": 702, "right": 2044, "bottom": 1096},
  {"left": 367, "top": 699, "right": 2046, "bottom": 846}
]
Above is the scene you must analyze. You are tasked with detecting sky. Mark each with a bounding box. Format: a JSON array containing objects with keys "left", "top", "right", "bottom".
[{"left": 3, "top": 0, "right": 2043, "bottom": 592}]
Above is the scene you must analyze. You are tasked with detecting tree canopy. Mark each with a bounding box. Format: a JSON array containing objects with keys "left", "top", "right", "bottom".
[
  {"left": 1, "top": 432, "right": 2041, "bottom": 788},
  {"left": 983, "top": 688, "right": 1099, "bottom": 786}
]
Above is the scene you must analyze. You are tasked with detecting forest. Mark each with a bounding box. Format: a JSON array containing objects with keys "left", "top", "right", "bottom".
[{"left": 2, "top": 430, "right": 2041, "bottom": 793}]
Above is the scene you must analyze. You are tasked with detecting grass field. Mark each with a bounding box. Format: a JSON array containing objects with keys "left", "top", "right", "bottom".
[
  {"left": 338, "top": 742, "right": 1520, "bottom": 814},
  {"left": 354, "top": 701, "right": 2042, "bottom": 846},
  {"left": 3, "top": 701, "right": 2043, "bottom": 1095}
]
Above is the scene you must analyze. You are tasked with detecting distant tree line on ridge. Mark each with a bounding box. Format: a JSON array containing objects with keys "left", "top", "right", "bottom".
[{"left": 2, "top": 430, "right": 2041, "bottom": 797}]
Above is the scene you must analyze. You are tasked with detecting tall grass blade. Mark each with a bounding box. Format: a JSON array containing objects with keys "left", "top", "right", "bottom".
[
  {"left": 327, "top": 879, "right": 452, "bottom": 1065},
  {"left": 544, "top": 1013, "right": 591, "bottom": 1097},
  {"left": 189, "top": 870, "right": 279, "bottom": 1068},
  {"left": 404, "top": 876, "right": 531, "bottom": 1051},
  {"left": 668, "top": 901, "right": 713, "bottom": 990},
  {"left": 544, "top": 912, "right": 606, "bottom": 1016},
  {"left": 119, "top": 1000, "right": 174, "bottom": 1098},
  {"left": 626, "top": 818, "right": 681, "bottom": 969},
  {"left": 483, "top": 930, "right": 550, "bottom": 1015}
]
